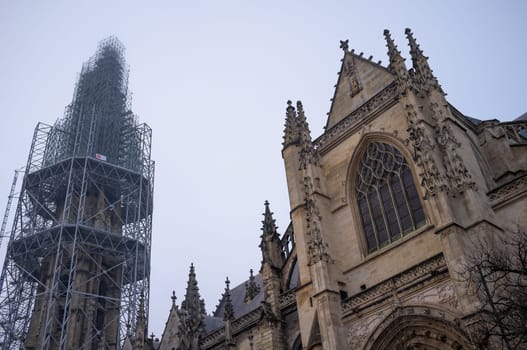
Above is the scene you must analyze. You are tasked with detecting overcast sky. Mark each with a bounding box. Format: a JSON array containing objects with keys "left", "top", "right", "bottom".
[{"left": 0, "top": 0, "right": 526, "bottom": 338}]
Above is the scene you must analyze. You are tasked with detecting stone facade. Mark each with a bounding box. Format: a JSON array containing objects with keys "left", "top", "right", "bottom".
[{"left": 158, "top": 29, "right": 527, "bottom": 349}]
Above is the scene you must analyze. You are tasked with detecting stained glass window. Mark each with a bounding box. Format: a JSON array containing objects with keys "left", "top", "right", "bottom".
[{"left": 356, "top": 142, "right": 425, "bottom": 253}]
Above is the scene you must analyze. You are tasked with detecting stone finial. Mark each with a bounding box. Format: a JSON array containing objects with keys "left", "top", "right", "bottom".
[
  {"left": 261, "top": 201, "right": 279, "bottom": 240},
  {"left": 286, "top": 100, "right": 294, "bottom": 112},
  {"left": 339, "top": 39, "right": 349, "bottom": 52},
  {"left": 283, "top": 100, "right": 300, "bottom": 148},
  {"left": 171, "top": 290, "right": 177, "bottom": 307},
  {"left": 405, "top": 28, "right": 424, "bottom": 58}
]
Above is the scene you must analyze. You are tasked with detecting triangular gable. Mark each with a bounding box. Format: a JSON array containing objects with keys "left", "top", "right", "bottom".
[
  {"left": 158, "top": 304, "right": 181, "bottom": 350},
  {"left": 326, "top": 51, "right": 394, "bottom": 130}
]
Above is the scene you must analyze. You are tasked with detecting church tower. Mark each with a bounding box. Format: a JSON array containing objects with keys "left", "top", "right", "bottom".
[{"left": 0, "top": 37, "right": 154, "bottom": 349}]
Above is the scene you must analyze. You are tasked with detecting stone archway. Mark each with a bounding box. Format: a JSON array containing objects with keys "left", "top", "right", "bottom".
[{"left": 365, "top": 306, "right": 472, "bottom": 350}]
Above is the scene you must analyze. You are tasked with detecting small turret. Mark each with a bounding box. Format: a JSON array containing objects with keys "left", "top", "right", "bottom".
[{"left": 259, "top": 201, "right": 284, "bottom": 269}]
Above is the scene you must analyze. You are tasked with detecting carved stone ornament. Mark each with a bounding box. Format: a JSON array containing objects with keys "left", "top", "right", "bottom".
[
  {"left": 343, "top": 56, "right": 362, "bottom": 97},
  {"left": 405, "top": 101, "right": 477, "bottom": 198},
  {"left": 411, "top": 280, "right": 460, "bottom": 310},
  {"left": 296, "top": 101, "right": 320, "bottom": 169},
  {"left": 488, "top": 173, "right": 527, "bottom": 203},
  {"left": 347, "top": 309, "right": 389, "bottom": 350},
  {"left": 431, "top": 104, "right": 477, "bottom": 195},
  {"left": 342, "top": 254, "right": 447, "bottom": 313},
  {"left": 405, "top": 104, "right": 445, "bottom": 198},
  {"left": 303, "top": 176, "right": 331, "bottom": 266}
]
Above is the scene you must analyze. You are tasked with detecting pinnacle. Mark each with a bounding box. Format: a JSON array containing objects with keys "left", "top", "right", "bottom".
[
  {"left": 244, "top": 268, "right": 261, "bottom": 302},
  {"left": 383, "top": 28, "right": 410, "bottom": 86},
  {"left": 404, "top": 28, "right": 441, "bottom": 93},
  {"left": 223, "top": 276, "right": 234, "bottom": 321},
  {"left": 283, "top": 100, "right": 300, "bottom": 148},
  {"left": 383, "top": 29, "right": 402, "bottom": 60},
  {"left": 405, "top": 27, "right": 425, "bottom": 59},
  {"left": 296, "top": 100, "right": 312, "bottom": 144},
  {"left": 261, "top": 200, "right": 278, "bottom": 237},
  {"left": 296, "top": 100, "right": 304, "bottom": 114}
]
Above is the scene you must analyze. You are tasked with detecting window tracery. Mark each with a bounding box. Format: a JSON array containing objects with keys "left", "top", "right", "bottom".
[{"left": 356, "top": 142, "right": 425, "bottom": 252}]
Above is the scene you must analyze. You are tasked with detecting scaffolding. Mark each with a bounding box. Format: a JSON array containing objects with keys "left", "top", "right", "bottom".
[{"left": 0, "top": 37, "right": 154, "bottom": 349}]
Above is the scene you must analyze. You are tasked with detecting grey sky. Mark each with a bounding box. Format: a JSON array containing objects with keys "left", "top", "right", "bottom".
[{"left": 0, "top": 0, "right": 526, "bottom": 338}]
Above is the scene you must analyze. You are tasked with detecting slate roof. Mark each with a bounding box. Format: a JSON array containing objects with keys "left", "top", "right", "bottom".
[
  {"left": 212, "top": 273, "right": 264, "bottom": 320},
  {"left": 464, "top": 115, "right": 483, "bottom": 126},
  {"left": 515, "top": 112, "right": 527, "bottom": 121},
  {"left": 204, "top": 316, "right": 224, "bottom": 333}
]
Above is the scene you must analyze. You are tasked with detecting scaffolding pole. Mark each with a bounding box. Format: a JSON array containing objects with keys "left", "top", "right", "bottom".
[{"left": 0, "top": 169, "right": 22, "bottom": 251}]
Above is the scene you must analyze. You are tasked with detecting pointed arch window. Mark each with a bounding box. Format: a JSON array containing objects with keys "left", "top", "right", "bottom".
[{"left": 356, "top": 142, "right": 425, "bottom": 253}]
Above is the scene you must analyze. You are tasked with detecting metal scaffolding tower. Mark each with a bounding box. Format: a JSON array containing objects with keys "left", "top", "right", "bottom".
[{"left": 0, "top": 37, "right": 154, "bottom": 349}]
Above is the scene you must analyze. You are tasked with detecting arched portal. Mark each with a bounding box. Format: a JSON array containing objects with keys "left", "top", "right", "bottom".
[{"left": 365, "top": 307, "right": 472, "bottom": 350}]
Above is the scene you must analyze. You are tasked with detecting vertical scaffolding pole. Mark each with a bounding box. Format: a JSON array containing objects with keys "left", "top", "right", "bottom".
[{"left": 0, "top": 169, "right": 21, "bottom": 252}]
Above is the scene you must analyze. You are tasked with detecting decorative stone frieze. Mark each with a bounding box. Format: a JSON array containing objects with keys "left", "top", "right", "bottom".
[
  {"left": 488, "top": 173, "right": 527, "bottom": 204},
  {"left": 408, "top": 280, "right": 459, "bottom": 311},
  {"left": 278, "top": 290, "right": 296, "bottom": 309},
  {"left": 315, "top": 82, "right": 398, "bottom": 152},
  {"left": 342, "top": 254, "right": 447, "bottom": 314}
]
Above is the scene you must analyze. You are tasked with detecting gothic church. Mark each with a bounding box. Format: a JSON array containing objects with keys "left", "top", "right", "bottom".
[{"left": 154, "top": 29, "right": 527, "bottom": 350}]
